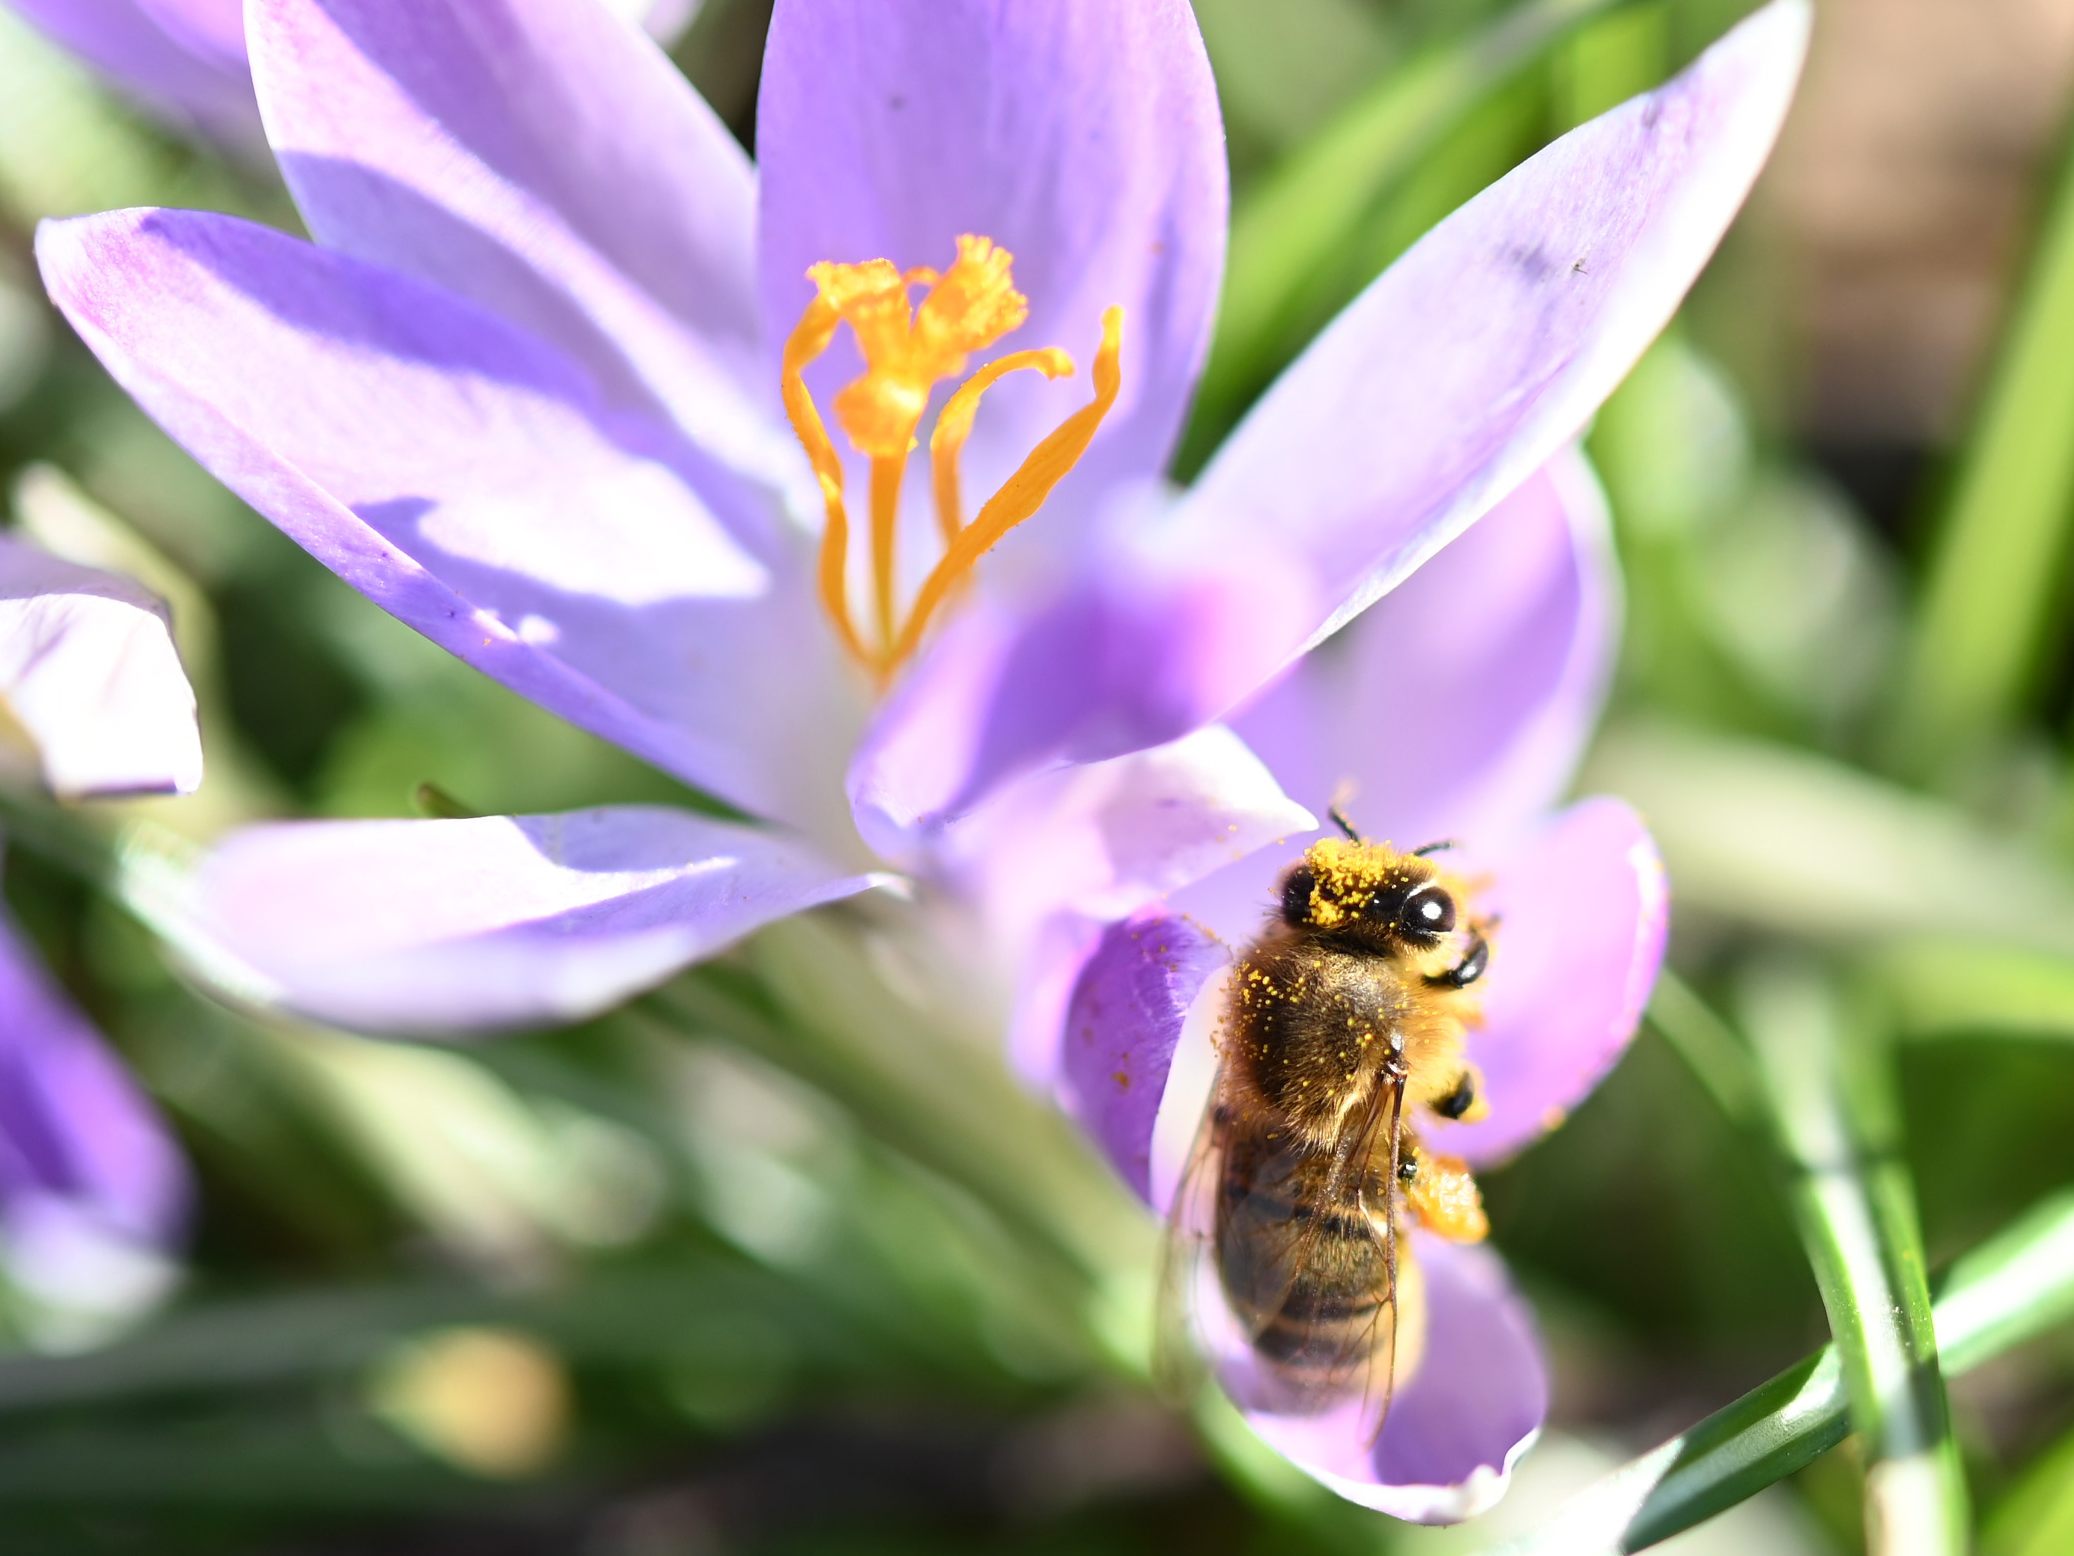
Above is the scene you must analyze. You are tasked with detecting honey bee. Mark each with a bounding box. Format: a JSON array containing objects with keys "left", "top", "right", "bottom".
[{"left": 1160, "top": 808, "right": 1496, "bottom": 1435}]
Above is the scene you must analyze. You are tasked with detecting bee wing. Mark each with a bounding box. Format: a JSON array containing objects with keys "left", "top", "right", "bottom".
[
  {"left": 1241, "top": 1071, "right": 1406, "bottom": 1444},
  {"left": 1357, "top": 1075, "right": 1408, "bottom": 1446},
  {"left": 1152, "top": 1061, "right": 1232, "bottom": 1410},
  {"left": 1159, "top": 1065, "right": 1408, "bottom": 1446}
]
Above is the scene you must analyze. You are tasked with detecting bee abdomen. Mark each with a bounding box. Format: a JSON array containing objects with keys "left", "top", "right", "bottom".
[
  {"left": 1253, "top": 1289, "right": 1390, "bottom": 1373},
  {"left": 1218, "top": 1176, "right": 1371, "bottom": 1240}
]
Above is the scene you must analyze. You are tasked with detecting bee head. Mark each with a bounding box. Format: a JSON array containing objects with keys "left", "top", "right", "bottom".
[{"left": 1279, "top": 838, "right": 1456, "bottom": 950}]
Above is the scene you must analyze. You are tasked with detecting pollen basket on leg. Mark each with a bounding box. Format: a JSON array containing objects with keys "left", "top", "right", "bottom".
[{"left": 778, "top": 234, "right": 1124, "bottom": 684}]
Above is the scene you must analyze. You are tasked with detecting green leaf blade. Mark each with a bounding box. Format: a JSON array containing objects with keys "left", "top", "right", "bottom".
[{"left": 1487, "top": 1192, "right": 2074, "bottom": 1554}]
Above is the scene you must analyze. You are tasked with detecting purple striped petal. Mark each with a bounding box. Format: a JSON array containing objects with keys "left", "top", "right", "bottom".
[
  {"left": 756, "top": 0, "right": 1226, "bottom": 547},
  {"left": 247, "top": 0, "right": 779, "bottom": 478},
  {"left": 38, "top": 208, "right": 860, "bottom": 833},
  {"left": 0, "top": 534, "right": 202, "bottom": 799},
  {"left": 189, "top": 807, "right": 890, "bottom": 1035},
  {"left": 1429, "top": 797, "right": 1668, "bottom": 1164},
  {"left": 8, "top": 0, "right": 259, "bottom": 144},
  {"left": 0, "top": 897, "right": 190, "bottom": 1291},
  {"left": 1054, "top": 910, "right": 1225, "bottom": 1204},
  {"left": 847, "top": 1, "right": 1807, "bottom": 831}
]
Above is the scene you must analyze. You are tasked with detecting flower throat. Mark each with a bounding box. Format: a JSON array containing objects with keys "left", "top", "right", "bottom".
[{"left": 779, "top": 235, "right": 1123, "bottom": 684}]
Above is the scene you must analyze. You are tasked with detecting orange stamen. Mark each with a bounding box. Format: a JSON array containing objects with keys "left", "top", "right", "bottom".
[
  {"left": 778, "top": 296, "right": 869, "bottom": 669},
  {"left": 780, "top": 237, "right": 1123, "bottom": 683},
  {"left": 891, "top": 306, "right": 1124, "bottom": 671},
  {"left": 867, "top": 455, "right": 903, "bottom": 652},
  {"left": 930, "top": 347, "right": 1075, "bottom": 543}
]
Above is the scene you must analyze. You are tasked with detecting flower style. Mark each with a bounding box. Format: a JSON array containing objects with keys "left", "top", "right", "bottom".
[
  {"left": 0, "top": 532, "right": 196, "bottom": 1305},
  {"left": 34, "top": 0, "right": 1807, "bottom": 1516}
]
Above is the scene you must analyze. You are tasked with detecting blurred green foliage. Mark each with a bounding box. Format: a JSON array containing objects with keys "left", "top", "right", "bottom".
[{"left": 0, "top": 0, "right": 2071, "bottom": 1552}]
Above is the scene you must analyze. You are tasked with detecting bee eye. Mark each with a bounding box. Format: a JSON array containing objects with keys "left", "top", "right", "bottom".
[
  {"left": 1435, "top": 1072, "right": 1477, "bottom": 1120},
  {"left": 1279, "top": 865, "right": 1318, "bottom": 926},
  {"left": 1399, "top": 885, "right": 1455, "bottom": 940}
]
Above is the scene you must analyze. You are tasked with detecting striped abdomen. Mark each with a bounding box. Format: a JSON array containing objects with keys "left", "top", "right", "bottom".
[{"left": 1214, "top": 1120, "right": 1393, "bottom": 1395}]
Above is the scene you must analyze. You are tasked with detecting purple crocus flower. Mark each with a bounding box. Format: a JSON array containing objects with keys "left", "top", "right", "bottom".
[
  {"left": 0, "top": 532, "right": 196, "bottom": 1303},
  {"left": 34, "top": 0, "right": 1805, "bottom": 1512}
]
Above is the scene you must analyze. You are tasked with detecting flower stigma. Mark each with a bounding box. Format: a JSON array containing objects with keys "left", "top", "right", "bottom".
[{"left": 779, "top": 234, "right": 1124, "bottom": 684}]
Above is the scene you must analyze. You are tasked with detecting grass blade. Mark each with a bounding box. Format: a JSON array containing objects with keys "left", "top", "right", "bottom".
[
  {"left": 1644, "top": 970, "right": 1760, "bottom": 1127},
  {"left": 1887, "top": 111, "right": 2074, "bottom": 781},
  {"left": 1486, "top": 1190, "right": 2074, "bottom": 1553},
  {"left": 1741, "top": 962, "right": 1968, "bottom": 1554},
  {"left": 1872, "top": 938, "right": 2074, "bottom": 1044},
  {"left": 1585, "top": 722, "right": 2074, "bottom": 957}
]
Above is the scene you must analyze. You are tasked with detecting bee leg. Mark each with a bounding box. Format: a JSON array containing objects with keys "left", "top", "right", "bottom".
[
  {"left": 1426, "top": 929, "right": 1489, "bottom": 989},
  {"left": 1432, "top": 1065, "right": 1489, "bottom": 1124}
]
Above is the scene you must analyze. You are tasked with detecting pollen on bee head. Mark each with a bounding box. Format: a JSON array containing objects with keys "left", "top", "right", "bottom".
[{"left": 1299, "top": 837, "right": 1431, "bottom": 924}]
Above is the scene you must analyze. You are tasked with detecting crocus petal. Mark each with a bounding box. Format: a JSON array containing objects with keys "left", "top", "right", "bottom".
[
  {"left": 1430, "top": 797, "right": 1668, "bottom": 1164},
  {"left": 39, "top": 208, "right": 860, "bottom": 834},
  {"left": 189, "top": 808, "right": 890, "bottom": 1035},
  {"left": 756, "top": 0, "right": 1226, "bottom": 532},
  {"left": 958, "top": 723, "right": 1308, "bottom": 1132},
  {"left": 1180, "top": 0, "right": 1805, "bottom": 668},
  {"left": 1234, "top": 452, "right": 1615, "bottom": 853},
  {"left": 849, "top": 1, "right": 1806, "bottom": 829},
  {"left": 0, "top": 898, "right": 190, "bottom": 1284},
  {"left": 944, "top": 723, "right": 1313, "bottom": 960},
  {"left": 847, "top": 502, "right": 1310, "bottom": 843},
  {"left": 8, "top": 0, "right": 260, "bottom": 144},
  {"left": 1053, "top": 909, "right": 1226, "bottom": 1204},
  {"left": 248, "top": 0, "right": 779, "bottom": 477},
  {"left": 0, "top": 534, "right": 202, "bottom": 799},
  {"left": 1241, "top": 1236, "right": 1546, "bottom": 1522}
]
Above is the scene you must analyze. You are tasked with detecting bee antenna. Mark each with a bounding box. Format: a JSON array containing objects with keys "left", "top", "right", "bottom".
[
  {"left": 1411, "top": 839, "right": 1457, "bottom": 858},
  {"left": 1327, "top": 804, "right": 1362, "bottom": 842}
]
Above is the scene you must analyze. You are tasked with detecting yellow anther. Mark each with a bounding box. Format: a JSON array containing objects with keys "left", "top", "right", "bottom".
[
  {"left": 781, "top": 235, "right": 1121, "bottom": 682},
  {"left": 914, "top": 235, "right": 1027, "bottom": 360},
  {"left": 812, "top": 236, "right": 1028, "bottom": 461}
]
